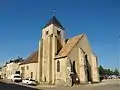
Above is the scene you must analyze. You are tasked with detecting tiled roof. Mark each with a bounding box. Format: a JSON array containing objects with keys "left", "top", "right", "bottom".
[
  {"left": 55, "top": 34, "right": 84, "bottom": 59},
  {"left": 20, "top": 51, "right": 38, "bottom": 65},
  {"left": 43, "top": 16, "right": 64, "bottom": 29}
]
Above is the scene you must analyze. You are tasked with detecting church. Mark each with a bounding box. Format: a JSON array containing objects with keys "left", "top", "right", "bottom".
[{"left": 36, "top": 15, "right": 100, "bottom": 85}]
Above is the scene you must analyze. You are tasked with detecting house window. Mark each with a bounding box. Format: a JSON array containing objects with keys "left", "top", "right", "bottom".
[
  {"left": 27, "top": 66, "right": 29, "bottom": 70},
  {"left": 31, "top": 72, "right": 33, "bottom": 78},
  {"left": 57, "top": 60, "right": 60, "bottom": 72}
]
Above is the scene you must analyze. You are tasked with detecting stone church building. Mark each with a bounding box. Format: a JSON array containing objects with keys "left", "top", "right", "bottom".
[{"left": 37, "top": 16, "right": 100, "bottom": 85}]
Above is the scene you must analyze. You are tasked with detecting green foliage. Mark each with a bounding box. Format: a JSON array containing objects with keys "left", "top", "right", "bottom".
[
  {"left": 5, "top": 56, "right": 24, "bottom": 64},
  {"left": 99, "top": 65, "right": 105, "bottom": 75},
  {"left": 99, "top": 65, "right": 120, "bottom": 76},
  {"left": 114, "top": 68, "right": 119, "bottom": 75}
]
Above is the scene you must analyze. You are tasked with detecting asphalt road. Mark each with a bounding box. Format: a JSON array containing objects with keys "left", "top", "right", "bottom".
[
  {"left": 40, "top": 79, "right": 120, "bottom": 90},
  {"left": 0, "top": 79, "right": 119, "bottom": 90},
  {"left": 0, "top": 81, "right": 40, "bottom": 90}
]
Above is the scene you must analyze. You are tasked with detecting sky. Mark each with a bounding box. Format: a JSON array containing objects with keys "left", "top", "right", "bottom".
[{"left": 0, "top": 0, "right": 119, "bottom": 69}]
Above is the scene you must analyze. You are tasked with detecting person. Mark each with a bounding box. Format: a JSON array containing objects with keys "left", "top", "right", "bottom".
[{"left": 69, "top": 72, "right": 74, "bottom": 86}]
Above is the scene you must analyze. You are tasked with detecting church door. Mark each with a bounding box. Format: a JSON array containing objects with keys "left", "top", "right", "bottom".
[{"left": 85, "top": 55, "right": 91, "bottom": 82}]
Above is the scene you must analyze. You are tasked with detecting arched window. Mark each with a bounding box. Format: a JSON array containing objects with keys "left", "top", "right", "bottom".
[{"left": 57, "top": 60, "right": 60, "bottom": 72}]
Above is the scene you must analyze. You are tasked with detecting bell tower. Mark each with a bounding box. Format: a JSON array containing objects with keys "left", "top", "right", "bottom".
[{"left": 37, "top": 15, "right": 65, "bottom": 84}]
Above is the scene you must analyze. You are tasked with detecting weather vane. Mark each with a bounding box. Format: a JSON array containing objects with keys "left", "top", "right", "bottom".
[{"left": 52, "top": 9, "right": 56, "bottom": 16}]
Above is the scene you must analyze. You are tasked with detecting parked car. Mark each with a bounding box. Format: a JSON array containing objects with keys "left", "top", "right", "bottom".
[
  {"left": 117, "top": 76, "right": 120, "bottom": 79},
  {"left": 22, "top": 78, "right": 37, "bottom": 85},
  {"left": 11, "top": 74, "right": 22, "bottom": 82}
]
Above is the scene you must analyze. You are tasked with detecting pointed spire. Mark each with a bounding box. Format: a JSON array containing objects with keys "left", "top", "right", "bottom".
[{"left": 43, "top": 15, "right": 64, "bottom": 29}]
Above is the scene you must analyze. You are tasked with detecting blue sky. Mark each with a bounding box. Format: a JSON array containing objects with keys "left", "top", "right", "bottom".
[{"left": 0, "top": 0, "right": 119, "bottom": 69}]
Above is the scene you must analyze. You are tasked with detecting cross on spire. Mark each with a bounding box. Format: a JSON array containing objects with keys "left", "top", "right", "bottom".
[{"left": 52, "top": 9, "right": 56, "bottom": 16}]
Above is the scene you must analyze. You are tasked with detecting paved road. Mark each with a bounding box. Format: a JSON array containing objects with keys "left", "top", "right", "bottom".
[
  {"left": 0, "top": 79, "right": 119, "bottom": 90},
  {"left": 0, "top": 81, "right": 41, "bottom": 90},
  {"left": 39, "top": 79, "right": 120, "bottom": 90}
]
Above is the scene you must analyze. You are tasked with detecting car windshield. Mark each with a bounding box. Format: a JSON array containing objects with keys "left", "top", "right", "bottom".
[{"left": 14, "top": 76, "right": 21, "bottom": 78}]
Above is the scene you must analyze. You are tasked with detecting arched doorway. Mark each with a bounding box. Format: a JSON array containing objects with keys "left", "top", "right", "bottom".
[
  {"left": 70, "top": 61, "right": 80, "bottom": 85},
  {"left": 85, "top": 55, "right": 91, "bottom": 82}
]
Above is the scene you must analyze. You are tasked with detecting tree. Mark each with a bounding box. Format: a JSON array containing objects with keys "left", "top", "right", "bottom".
[
  {"left": 106, "top": 69, "right": 111, "bottom": 75},
  {"left": 9, "top": 60, "right": 13, "bottom": 63},
  {"left": 99, "top": 65, "right": 105, "bottom": 76},
  {"left": 113, "top": 69, "right": 119, "bottom": 75},
  {"left": 6, "top": 62, "right": 8, "bottom": 65},
  {"left": 99, "top": 65, "right": 120, "bottom": 76},
  {"left": 14, "top": 57, "right": 23, "bottom": 63},
  {"left": 106, "top": 69, "right": 114, "bottom": 75}
]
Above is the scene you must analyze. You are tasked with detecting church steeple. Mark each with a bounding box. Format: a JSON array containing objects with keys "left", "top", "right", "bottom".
[
  {"left": 38, "top": 15, "right": 65, "bottom": 83},
  {"left": 43, "top": 16, "right": 64, "bottom": 29}
]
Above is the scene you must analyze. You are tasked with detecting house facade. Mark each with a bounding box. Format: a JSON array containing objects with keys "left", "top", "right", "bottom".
[
  {"left": 1, "top": 58, "right": 24, "bottom": 79},
  {"left": 1, "top": 65, "right": 7, "bottom": 79},
  {"left": 37, "top": 16, "right": 100, "bottom": 85},
  {"left": 0, "top": 69, "right": 2, "bottom": 79},
  {"left": 1, "top": 63, "right": 20, "bottom": 79},
  {"left": 19, "top": 51, "right": 38, "bottom": 80},
  {"left": 6, "top": 62, "right": 20, "bottom": 79}
]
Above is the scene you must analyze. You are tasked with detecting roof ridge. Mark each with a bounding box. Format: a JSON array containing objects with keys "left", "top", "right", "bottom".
[
  {"left": 56, "top": 34, "right": 84, "bottom": 58},
  {"left": 66, "top": 34, "right": 84, "bottom": 55},
  {"left": 20, "top": 51, "right": 38, "bottom": 65},
  {"left": 69, "top": 33, "right": 84, "bottom": 39}
]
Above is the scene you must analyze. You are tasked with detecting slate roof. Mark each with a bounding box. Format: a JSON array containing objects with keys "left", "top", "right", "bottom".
[
  {"left": 43, "top": 16, "right": 64, "bottom": 29},
  {"left": 20, "top": 51, "right": 38, "bottom": 65},
  {"left": 55, "top": 34, "right": 84, "bottom": 59}
]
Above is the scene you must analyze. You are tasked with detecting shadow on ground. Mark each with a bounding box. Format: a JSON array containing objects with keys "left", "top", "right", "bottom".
[{"left": 0, "top": 81, "right": 41, "bottom": 90}]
